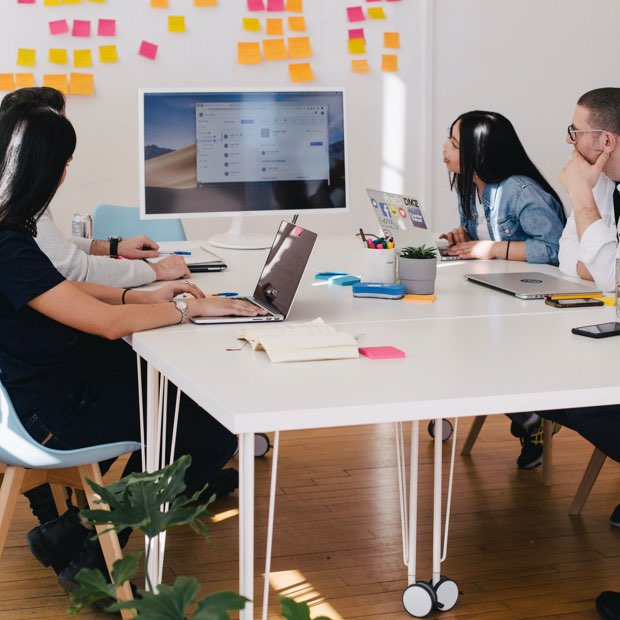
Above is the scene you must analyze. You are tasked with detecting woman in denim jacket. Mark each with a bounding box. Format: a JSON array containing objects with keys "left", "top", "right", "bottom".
[{"left": 440, "top": 110, "right": 566, "bottom": 265}]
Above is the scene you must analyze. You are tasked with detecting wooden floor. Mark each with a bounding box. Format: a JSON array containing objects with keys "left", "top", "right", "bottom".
[{"left": 2, "top": 415, "right": 619, "bottom": 619}]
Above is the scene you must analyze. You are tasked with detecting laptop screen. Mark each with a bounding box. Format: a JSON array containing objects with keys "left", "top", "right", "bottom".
[{"left": 253, "top": 221, "right": 318, "bottom": 315}]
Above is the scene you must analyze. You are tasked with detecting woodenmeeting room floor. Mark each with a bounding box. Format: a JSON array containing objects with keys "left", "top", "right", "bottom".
[{"left": 2, "top": 414, "right": 620, "bottom": 619}]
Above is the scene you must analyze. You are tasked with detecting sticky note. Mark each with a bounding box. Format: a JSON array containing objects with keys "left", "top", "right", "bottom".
[
  {"left": 243, "top": 18, "right": 261, "bottom": 31},
  {"left": 382, "top": 53, "right": 398, "bottom": 72},
  {"left": 69, "top": 72, "right": 94, "bottom": 95},
  {"left": 64, "top": 0, "right": 83, "bottom": 4},
  {"left": 49, "top": 48, "right": 68, "bottom": 64},
  {"left": 384, "top": 32, "right": 400, "bottom": 49},
  {"left": 194, "top": 0, "right": 217, "bottom": 5},
  {"left": 351, "top": 59, "right": 370, "bottom": 73},
  {"left": 0, "top": 74, "right": 16, "bottom": 91},
  {"left": 89, "top": 0, "right": 106, "bottom": 3},
  {"left": 44, "top": 0, "right": 62, "bottom": 5},
  {"left": 289, "top": 62, "right": 313, "bottom": 83},
  {"left": 73, "top": 49, "right": 92, "bottom": 68},
  {"left": 17, "top": 48, "right": 36, "bottom": 67},
  {"left": 267, "top": 0, "right": 284, "bottom": 10},
  {"left": 237, "top": 42, "right": 262, "bottom": 64},
  {"left": 285, "top": 0, "right": 302, "bottom": 11},
  {"left": 288, "top": 16, "right": 306, "bottom": 31},
  {"left": 168, "top": 16, "right": 186, "bottom": 32},
  {"left": 43, "top": 73, "right": 69, "bottom": 94},
  {"left": 18, "top": 0, "right": 36, "bottom": 4},
  {"left": 15, "top": 73, "right": 36, "bottom": 87},
  {"left": 247, "top": 0, "right": 265, "bottom": 10},
  {"left": 347, "top": 6, "right": 365, "bottom": 22},
  {"left": 49, "top": 19, "right": 69, "bottom": 35},
  {"left": 348, "top": 38, "right": 365, "bottom": 54},
  {"left": 263, "top": 38, "right": 287, "bottom": 60},
  {"left": 150, "top": 0, "right": 168, "bottom": 7},
  {"left": 266, "top": 18, "right": 283, "bottom": 35},
  {"left": 139, "top": 40, "right": 158, "bottom": 60},
  {"left": 402, "top": 294, "right": 436, "bottom": 303},
  {"left": 368, "top": 6, "right": 386, "bottom": 19},
  {"left": 98, "top": 19, "right": 116, "bottom": 36},
  {"left": 359, "top": 346, "right": 405, "bottom": 359},
  {"left": 72, "top": 20, "right": 91, "bottom": 37},
  {"left": 331, "top": 274, "right": 360, "bottom": 286},
  {"left": 287, "top": 36, "right": 311, "bottom": 59},
  {"left": 99, "top": 44, "right": 118, "bottom": 63},
  {"left": 349, "top": 28, "right": 364, "bottom": 40}
]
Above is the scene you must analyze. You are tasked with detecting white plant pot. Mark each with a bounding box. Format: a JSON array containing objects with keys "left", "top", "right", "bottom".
[{"left": 398, "top": 256, "right": 437, "bottom": 294}]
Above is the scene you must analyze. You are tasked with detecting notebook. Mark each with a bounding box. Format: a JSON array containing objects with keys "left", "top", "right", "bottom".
[
  {"left": 149, "top": 246, "right": 227, "bottom": 272},
  {"left": 191, "top": 221, "right": 317, "bottom": 324},
  {"left": 464, "top": 271, "right": 602, "bottom": 300},
  {"left": 366, "top": 188, "right": 460, "bottom": 261}
]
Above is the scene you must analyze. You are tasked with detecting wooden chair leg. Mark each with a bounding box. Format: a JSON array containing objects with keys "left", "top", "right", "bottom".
[
  {"left": 50, "top": 484, "right": 70, "bottom": 516},
  {"left": 569, "top": 448, "right": 607, "bottom": 516},
  {"left": 460, "top": 415, "right": 487, "bottom": 456},
  {"left": 542, "top": 419, "right": 554, "bottom": 487},
  {"left": 0, "top": 466, "right": 26, "bottom": 558}
]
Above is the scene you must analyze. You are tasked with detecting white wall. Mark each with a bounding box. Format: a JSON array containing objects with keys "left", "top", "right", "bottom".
[{"left": 2, "top": 1, "right": 619, "bottom": 240}]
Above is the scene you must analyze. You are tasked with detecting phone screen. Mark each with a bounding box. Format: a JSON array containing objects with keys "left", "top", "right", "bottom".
[{"left": 574, "top": 322, "right": 620, "bottom": 335}]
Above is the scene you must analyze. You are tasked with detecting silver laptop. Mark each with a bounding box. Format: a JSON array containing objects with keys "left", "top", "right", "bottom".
[
  {"left": 191, "top": 221, "right": 317, "bottom": 324},
  {"left": 366, "top": 188, "right": 460, "bottom": 261},
  {"left": 464, "top": 272, "right": 602, "bottom": 300}
]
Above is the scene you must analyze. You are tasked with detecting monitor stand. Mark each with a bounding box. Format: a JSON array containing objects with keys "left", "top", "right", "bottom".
[{"left": 208, "top": 216, "right": 273, "bottom": 250}]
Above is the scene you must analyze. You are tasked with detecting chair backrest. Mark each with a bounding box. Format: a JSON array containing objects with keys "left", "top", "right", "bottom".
[
  {"left": 92, "top": 204, "right": 186, "bottom": 242},
  {"left": 0, "top": 379, "right": 140, "bottom": 469}
]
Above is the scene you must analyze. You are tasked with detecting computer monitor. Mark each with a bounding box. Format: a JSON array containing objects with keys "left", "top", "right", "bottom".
[{"left": 139, "top": 87, "right": 347, "bottom": 249}]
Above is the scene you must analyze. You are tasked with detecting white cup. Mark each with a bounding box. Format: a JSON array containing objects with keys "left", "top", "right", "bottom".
[{"left": 360, "top": 247, "right": 396, "bottom": 283}]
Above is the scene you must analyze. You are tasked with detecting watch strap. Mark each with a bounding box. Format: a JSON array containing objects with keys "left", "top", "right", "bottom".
[
  {"left": 174, "top": 300, "right": 189, "bottom": 324},
  {"left": 109, "top": 236, "right": 121, "bottom": 258}
]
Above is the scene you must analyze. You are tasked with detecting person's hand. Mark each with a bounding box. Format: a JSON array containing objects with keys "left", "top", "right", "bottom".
[
  {"left": 146, "top": 281, "right": 205, "bottom": 304},
  {"left": 560, "top": 149, "right": 609, "bottom": 197},
  {"left": 118, "top": 234, "right": 160, "bottom": 259},
  {"left": 192, "top": 297, "right": 269, "bottom": 318},
  {"left": 150, "top": 255, "right": 190, "bottom": 281},
  {"left": 439, "top": 226, "right": 470, "bottom": 246},
  {"left": 446, "top": 240, "right": 497, "bottom": 259}
]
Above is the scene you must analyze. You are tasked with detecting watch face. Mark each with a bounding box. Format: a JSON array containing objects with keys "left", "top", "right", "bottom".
[{"left": 177, "top": 300, "right": 188, "bottom": 311}]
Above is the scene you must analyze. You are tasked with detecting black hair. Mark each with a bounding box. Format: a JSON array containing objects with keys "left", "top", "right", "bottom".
[
  {"left": 449, "top": 110, "right": 565, "bottom": 224},
  {"left": 0, "top": 103, "right": 76, "bottom": 230},
  {"left": 0, "top": 86, "right": 65, "bottom": 115},
  {"left": 577, "top": 88, "right": 620, "bottom": 135}
]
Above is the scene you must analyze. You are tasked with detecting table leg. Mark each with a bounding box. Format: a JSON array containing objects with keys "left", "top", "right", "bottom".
[
  {"left": 432, "top": 417, "right": 442, "bottom": 586},
  {"left": 239, "top": 432, "right": 255, "bottom": 620}
]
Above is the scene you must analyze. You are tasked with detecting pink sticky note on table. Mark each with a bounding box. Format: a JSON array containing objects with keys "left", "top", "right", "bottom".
[
  {"left": 348, "top": 28, "right": 365, "bottom": 40},
  {"left": 139, "top": 40, "right": 158, "bottom": 60},
  {"left": 18, "top": 0, "right": 36, "bottom": 4},
  {"left": 359, "top": 346, "right": 405, "bottom": 359},
  {"left": 347, "top": 6, "right": 365, "bottom": 22},
  {"left": 98, "top": 19, "right": 116, "bottom": 36},
  {"left": 49, "top": 20, "right": 69, "bottom": 35},
  {"left": 72, "top": 20, "right": 91, "bottom": 37},
  {"left": 247, "top": 0, "right": 265, "bottom": 10}
]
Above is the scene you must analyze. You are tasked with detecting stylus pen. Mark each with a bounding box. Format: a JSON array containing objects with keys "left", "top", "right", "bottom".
[{"left": 159, "top": 251, "right": 192, "bottom": 255}]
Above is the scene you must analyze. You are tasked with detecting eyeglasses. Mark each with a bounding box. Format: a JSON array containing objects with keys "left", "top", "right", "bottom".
[{"left": 567, "top": 124, "right": 606, "bottom": 142}]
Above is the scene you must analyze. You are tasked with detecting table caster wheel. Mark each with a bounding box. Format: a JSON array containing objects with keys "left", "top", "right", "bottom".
[
  {"left": 434, "top": 576, "right": 459, "bottom": 612},
  {"left": 254, "top": 433, "right": 271, "bottom": 457},
  {"left": 427, "top": 419, "right": 453, "bottom": 442},
  {"left": 402, "top": 581, "right": 436, "bottom": 617}
]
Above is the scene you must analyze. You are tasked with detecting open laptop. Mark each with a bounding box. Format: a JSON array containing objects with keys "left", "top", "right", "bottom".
[
  {"left": 366, "top": 188, "right": 460, "bottom": 261},
  {"left": 191, "top": 221, "right": 317, "bottom": 324},
  {"left": 464, "top": 271, "right": 602, "bottom": 300}
]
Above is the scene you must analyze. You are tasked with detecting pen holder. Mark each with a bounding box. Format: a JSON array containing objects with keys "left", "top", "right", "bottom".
[{"left": 360, "top": 247, "right": 396, "bottom": 284}]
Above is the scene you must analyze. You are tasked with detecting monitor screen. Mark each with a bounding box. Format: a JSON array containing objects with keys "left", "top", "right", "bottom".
[{"left": 139, "top": 88, "right": 347, "bottom": 220}]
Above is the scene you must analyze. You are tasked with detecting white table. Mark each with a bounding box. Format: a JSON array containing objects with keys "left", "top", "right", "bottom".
[{"left": 132, "top": 236, "right": 619, "bottom": 618}]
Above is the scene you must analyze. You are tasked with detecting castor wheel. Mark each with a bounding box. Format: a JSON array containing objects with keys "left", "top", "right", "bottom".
[
  {"left": 427, "top": 419, "right": 453, "bottom": 442},
  {"left": 254, "top": 433, "right": 271, "bottom": 457},
  {"left": 402, "top": 581, "right": 436, "bottom": 617},
  {"left": 434, "top": 576, "right": 459, "bottom": 612}
]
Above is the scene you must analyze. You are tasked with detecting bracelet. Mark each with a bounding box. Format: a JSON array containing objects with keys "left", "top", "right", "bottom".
[
  {"left": 505, "top": 240, "right": 511, "bottom": 260},
  {"left": 121, "top": 288, "right": 131, "bottom": 304}
]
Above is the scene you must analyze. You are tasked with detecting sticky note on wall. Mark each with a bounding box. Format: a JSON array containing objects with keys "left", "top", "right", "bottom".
[
  {"left": 289, "top": 62, "right": 313, "bottom": 82},
  {"left": 15, "top": 73, "right": 35, "bottom": 87},
  {"left": 285, "top": 0, "right": 303, "bottom": 11},
  {"left": 139, "top": 40, "right": 158, "bottom": 60},
  {"left": 49, "top": 20, "right": 70, "bottom": 35},
  {"left": 17, "top": 48, "right": 36, "bottom": 67},
  {"left": 287, "top": 36, "right": 312, "bottom": 59},
  {"left": 168, "top": 16, "right": 186, "bottom": 32},
  {"left": 69, "top": 72, "right": 94, "bottom": 95},
  {"left": 237, "top": 42, "right": 262, "bottom": 64},
  {"left": 72, "top": 20, "right": 91, "bottom": 37},
  {"left": 97, "top": 19, "right": 116, "bottom": 36},
  {"left": 49, "top": 48, "right": 68, "bottom": 64},
  {"left": 99, "top": 45, "right": 118, "bottom": 63},
  {"left": 73, "top": 49, "right": 92, "bottom": 68},
  {"left": 43, "top": 74, "right": 69, "bottom": 94},
  {"left": 0, "top": 74, "right": 16, "bottom": 91},
  {"left": 266, "top": 18, "right": 283, "bottom": 35}
]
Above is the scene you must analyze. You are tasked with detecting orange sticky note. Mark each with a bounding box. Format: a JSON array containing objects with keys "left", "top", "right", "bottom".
[
  {"left": 348, "top": 37, "right": 365, "bottom": 54},
  {"left": 17, "top": 48, "right": 36, "bottom": 67},
  {"left": 287, "top": 36, "right": 311, "bottom": 59},
  {"left": 49, "top": 49, "right": 68, "bottom": 64},
  {"left": 69, "top": 72, "right": 94, "bottom": 95},
  {"left": 285, "top": 0, "right": 302, "bottom": 11},
  {"left": 15, "top": 73, "right": 36, "bottom": 88},
  {"left": 351, "top": 59, "right": 370, "bottom": 73},
  {"left": 288, "top": 16, "right": 306, "bottom": 31},
  {"left": 266, "top": 18, "right": 283, "bottom": 35},
  {"left": 237, "top": 42, "right": 262, "bottom": 64},
  {"left": 382, "top": 53, "right": 398, "bottom": 72},
  {"left": 43, "top": 74, "right": 69, "bottom": 94},
  {"left": 243, "top": 17, "right": 261, "bottom": 32},
  {"left": 73, "top": 49, "right": 92, "bottom": 68},
  {"left": 99, "top": 45, "right": 118, "bottom": 63},
  {"left": 368, "top": 6, "right": 386, "bottom": 19},
  {"left": 384, "top": 32, "right": 400, "bottom": 49},
  {"left": 168, "top": 16, "right": 186, "bottom": 32},
  {"left": 263, "top": 38, "right": 287, "bottom": 60},
  {"left": 151, "top": 0, "right": 168, "bottom": 7},
  {"left": 0, "top": 74, "right": 16, "bottom": 92},
  {"left": 288, "top": 62, "right": 313, "bottom": 82},
  {"left": 194, "top": 0, "right": 217, "bottom": 5}
]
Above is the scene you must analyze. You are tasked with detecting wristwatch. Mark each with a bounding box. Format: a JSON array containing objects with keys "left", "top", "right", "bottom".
[
  {"left": 174, "top": 299, "right": 189, "bottom": 324},
  {"left": 108, "top": 235, "right": 123, "bottom": 258}
]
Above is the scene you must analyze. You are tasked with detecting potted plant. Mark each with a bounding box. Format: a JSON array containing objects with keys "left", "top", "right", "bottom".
[{"left": 398, "top": 245, "right": 438, "bottom": 294}]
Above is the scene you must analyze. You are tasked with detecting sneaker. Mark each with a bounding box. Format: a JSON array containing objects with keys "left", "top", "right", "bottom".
[
  {"left": 609, "top": 504, "right": 620, "bottom": 528},
  {"left": 207, "top": 468, "right": 239, "bottom": 499},
  {"left": 595, "top": 590, "right": 620, "bottom": 620},
  {"left": 515, "top": 419, "right": 561, "bottom": 470}
]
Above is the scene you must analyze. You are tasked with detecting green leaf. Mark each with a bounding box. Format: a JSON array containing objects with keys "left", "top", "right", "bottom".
[
  {"left": 279, "top": 597, "right": 332, "bottom": 620},
  {"left": 111, "top": 553, "right": 140, "bottom": 586},
  {"left": 193, "top": 591, "right": 250, "bottom": 619},
  {"left": 399, "top": 244, "right": 437, "bottom": 259},
  {"left": 68, "top": 568, "right": 115, "bottom": 615}
]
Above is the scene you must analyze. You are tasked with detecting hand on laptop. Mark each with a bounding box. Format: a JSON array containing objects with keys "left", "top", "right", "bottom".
[
  {"left": 440, "top": 226, "right": 470, "bottom": 246},
  {"left": 445, "top": 240, "right": 497, "bottom": 259},
  {"left": 194, "top": 297, "right": 269, "bottom": 318},
  {"left": 146, "top": 281, "right": 205, "bottom": 303}
]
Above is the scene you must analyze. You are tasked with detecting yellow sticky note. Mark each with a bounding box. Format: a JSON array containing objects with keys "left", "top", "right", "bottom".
[
  {"left": 368, "top": 7, "right": 386, "bottom": 19},
  {"left": 15, "top": 73, "right": 36, "bottom": 88},
  {"left": 69, "top": 72, "right": 94, "bottom": 95},
  {"left": 287, "top": 36, "right": 312, "bottom": 59},
  {"left": 43, "top": 74, "right": 69, "bottom": 94},
  {"left": 0, "top": 74, "right": 16, "bottom": 92},
  {"left": 288, "top": 16, "right": 306, "bottom": 32},
  {"left": 99, "top": 45, "right": 118, "bottom": 63},
  {"left": 43, "top": 0, "right": 62, "bottom": 5},
  {"left": 285, "top": 0, "right": 302, "bottom": 11},
  {"left": 384, "top": 32, "right": 400, "bottom": 49},
  {"left": 402, "top": 294, "right": 436, "bottom": 303},
  {"left": 168, "top": 16, "right": 186, "bottom": 32},
  {"left": 348, "top": 38, "right": 365, "bottom": 54},
  {"left": 151, "top": 0, "right": 168, "bottom": 7},
  {"left": 263, "top": 38, "right": 287, "bottom": 60},
  {"left": 63, "top": 0, "right": 83, "bottom": 4},
  {"left": 288, "top": 62, "right": 313, "bottom": 83},
  {"left": 382, "top": 54, "right": 398, "bottom": 72},
  {"left": 194, "top": 0, "right": 217, "bottom": 5},
  {"left": 351, "top": 59, "right": 370, "bottom": 73},
  {"left": 73, "top": 49, "right": 92, "bottom": 68},
  {"left": 49, "top": 48, "right": 68, "bottom": 64},
  {"left": 237, "top": 42, "right": 262, "bottom": 64},
  {"left": 243, "top": 17, "right": 261, "bottom": 32},
  {"left": 266, "top": 18, "right": 283, "bottom": 35},
  {"left": 89, "top": 0, "right": 106, "bottom": 3},
  {"left": 17, "top": 48, "right": 36, "bottom": 68}
]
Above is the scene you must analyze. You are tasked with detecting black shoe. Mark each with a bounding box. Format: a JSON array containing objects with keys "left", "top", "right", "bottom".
[
  {"left": 609, "top": 505, "right": 620, "bottom": 528},
  {"left": 596, "top": 590, "right": 620, "bottom": 620},
  {"left": 27, "top": 505, "right": 90, "bottom": 575},
  {"left": 207, "top": 468, "right": 239, "bottom": 499},
  {"left": 515, "top": 420, "right": 561, "bottom": 470}
]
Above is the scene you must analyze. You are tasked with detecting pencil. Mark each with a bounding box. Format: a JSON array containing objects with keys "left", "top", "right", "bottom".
[{"left": 359, "top": 228, "right": 367, "bottom": 243}]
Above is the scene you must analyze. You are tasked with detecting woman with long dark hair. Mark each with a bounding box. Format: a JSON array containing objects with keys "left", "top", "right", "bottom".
[{"left": 441, "top": 110, "right": 566, "bottom": 265}]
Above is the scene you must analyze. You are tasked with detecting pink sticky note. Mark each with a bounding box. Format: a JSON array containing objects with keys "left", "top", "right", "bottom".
[
  {"left": 347, "top": 6, "right": 365, "bottom": 22},
  {"left": 49, "top": 19, "right": 69, "bottom": 35},
  {"left": 18, "top": 0, "right": 36, "bottom": 4},
  {"left": 359, "top": 346, "right": 405, "bottom": 359},
  {"left": 97, "top": 19, "right": 116, "bottom": 36},
  {"left": 348, "top": 28, "right": 364, "bottom": 40},
  {"left": 267, "top": 0, "right": 284, "bottom": 10},
  {"left": 247, "top": 0, "right": 265, "bottom": 10},
  {"left": 72, "top": 20, "right": 91, "bottom": 37},
  {"left": 139, "top": 40, "right": 158, "bottom": 60}
]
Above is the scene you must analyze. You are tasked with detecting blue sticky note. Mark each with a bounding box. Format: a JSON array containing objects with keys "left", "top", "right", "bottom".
[
  {"left": 332, "top": 275, "right": 361, "bottom": 286},
  {"left": 315, "top": 271, "right": 348, "bottom": 280}
]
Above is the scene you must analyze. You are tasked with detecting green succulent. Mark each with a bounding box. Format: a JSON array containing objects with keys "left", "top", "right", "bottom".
[{"left": 399, "top": 245, "right": 437, "bottom": 259}]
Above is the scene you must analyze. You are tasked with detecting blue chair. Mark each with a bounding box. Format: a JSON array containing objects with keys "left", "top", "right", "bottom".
[
  {"left": 0, "top": 379, "right": 140, "bottom": 617},
  {"left": 92, "top": 204, "right": 186, "bottom": 242}
]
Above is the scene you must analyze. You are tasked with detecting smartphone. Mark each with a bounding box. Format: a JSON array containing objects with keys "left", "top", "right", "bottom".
[
  {"left": 545, "top": 297, "right": 604, "bottom": 308},
  {"left": 571, "top": 322, "right": 620, "bottom": 338}
]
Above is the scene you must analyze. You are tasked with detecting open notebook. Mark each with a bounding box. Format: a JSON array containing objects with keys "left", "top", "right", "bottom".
[{"left": 149, "top": 245, "right": 227, "bottom": 272}]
